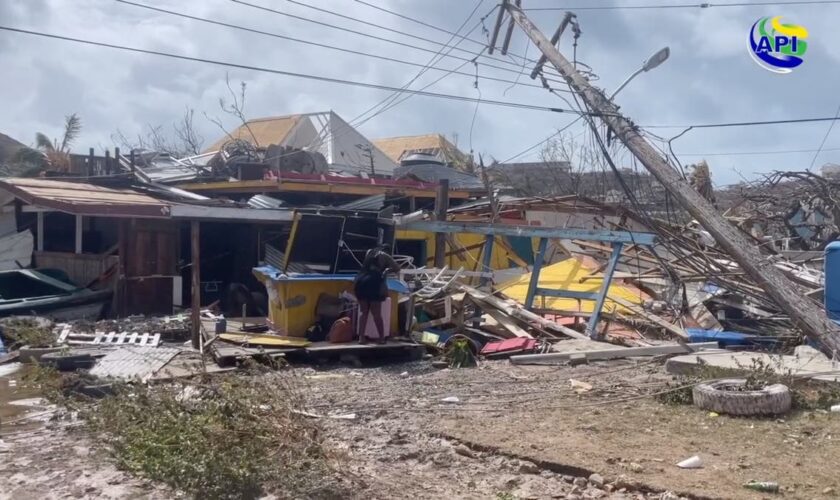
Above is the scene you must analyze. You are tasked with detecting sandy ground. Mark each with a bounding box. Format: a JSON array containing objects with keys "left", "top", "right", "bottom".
[
  {"left": 299, "top": 359, "right": 840, "bottom": 500},
  {"left": 2, "top": 357, "right": 839, "bottom": 499}
]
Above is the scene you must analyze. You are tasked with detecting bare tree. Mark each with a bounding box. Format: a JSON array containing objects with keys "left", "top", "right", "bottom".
[
  {"left": 112, "top": 108, "right": 204, "bottom": 158},
  {"left": 205, "top": 74, "right": 258, "bottom": 147}
]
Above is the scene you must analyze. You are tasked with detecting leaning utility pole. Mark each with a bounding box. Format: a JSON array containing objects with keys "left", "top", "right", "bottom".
[{"left": 501, "top": 4, "right": 840, "bottom": 351}]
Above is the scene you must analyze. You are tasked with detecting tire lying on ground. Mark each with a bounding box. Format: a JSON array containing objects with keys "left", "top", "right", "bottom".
[{"left": 692, "top": 378, "right": 791, "bottom": 416}]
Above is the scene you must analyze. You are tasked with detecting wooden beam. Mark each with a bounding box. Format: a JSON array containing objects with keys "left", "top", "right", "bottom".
[
  {"left": 191, "top": 220, "right": 201, "bottom": 349},
  {"left": 36, "top": 211, "right": 44, "bottom": 252},
  {"left": 74, "top": 215, "right": 82, "bottom": 254},
  {"left": 510, "top": 342, "right": 718, "bottom": 365},
  {"left": 433, "top": 179, "right": 449, "bottom": 268},
  {"left": 609, "top": 295, "right": 688, "bottom": 340}
]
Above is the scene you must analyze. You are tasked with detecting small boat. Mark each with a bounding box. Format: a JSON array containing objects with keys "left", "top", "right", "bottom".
[{"left": 0, "top": 269, "right": 111, "bottom": 320}]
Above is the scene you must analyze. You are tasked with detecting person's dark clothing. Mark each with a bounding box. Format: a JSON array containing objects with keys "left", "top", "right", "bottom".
[{"left": 353, "top": 248, "right": 400, "bottom": 302}]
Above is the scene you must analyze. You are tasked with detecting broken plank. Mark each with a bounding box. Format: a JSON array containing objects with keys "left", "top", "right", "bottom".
[
  {"left": 460, "top": 284, "right": 587, "bottom": 340},
  {"left": 510, "top": 342, "right": 719, "bottom": 365},
  {"left": 483, "top": 308, "right": 533, "bottom": 338},
  {"left": 609, "top": 296, "right": 689, "bottom": 340}
]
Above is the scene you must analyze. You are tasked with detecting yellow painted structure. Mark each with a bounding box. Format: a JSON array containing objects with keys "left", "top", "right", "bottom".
[
  {"left": 253, "top": 271, "right": 401, "bottom": 337},
  {"left": 396, "top": 230, "right": 530, "bottom": 271},
  {"left": 499, "top": 256, "right": 648, "bottom": 314}
]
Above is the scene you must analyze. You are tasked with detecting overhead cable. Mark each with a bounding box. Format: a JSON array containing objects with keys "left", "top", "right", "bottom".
[{"left": 0, "top": 26, "right": 591, "bottom": 115}]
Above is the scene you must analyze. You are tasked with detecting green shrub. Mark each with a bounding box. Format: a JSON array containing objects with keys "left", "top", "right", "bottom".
[{"left": 84, "top": 374, "right": 334, "bottom": 499}]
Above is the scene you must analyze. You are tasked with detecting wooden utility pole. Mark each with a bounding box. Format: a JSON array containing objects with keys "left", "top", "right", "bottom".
[
  {"left": 433, "top": 179, "right": 450, "bottom": 268},
  {"left": 504, "top": 4, "right": 840, "bottom": 351}
]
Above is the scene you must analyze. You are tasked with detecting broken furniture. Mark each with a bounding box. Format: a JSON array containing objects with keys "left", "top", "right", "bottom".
[{"left": 400, "top": 220, "right": 656, "bottom": 339}]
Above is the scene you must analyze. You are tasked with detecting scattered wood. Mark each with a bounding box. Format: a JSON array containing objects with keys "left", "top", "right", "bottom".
[{"left": 509, "top": 342, "right": 719, "bottom": 365}]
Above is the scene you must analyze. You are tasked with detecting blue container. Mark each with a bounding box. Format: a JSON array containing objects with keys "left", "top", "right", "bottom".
[{"left": 825, "top": 241, "right": 840, "bottom": 319}]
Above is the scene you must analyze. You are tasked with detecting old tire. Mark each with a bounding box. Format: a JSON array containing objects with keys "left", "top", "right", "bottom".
[{"left": 693, "top": 378, "right": 791, "bottom": 416}]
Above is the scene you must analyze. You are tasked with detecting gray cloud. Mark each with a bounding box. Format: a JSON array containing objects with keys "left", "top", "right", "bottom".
[{"left": 1, "top": 0, "right": 838, "bottom": 185}]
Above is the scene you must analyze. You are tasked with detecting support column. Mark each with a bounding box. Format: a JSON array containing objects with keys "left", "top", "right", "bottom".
[
  {"left": 585, "top": 242, "right": 623, "bottom": 339},
  {"left": 191, "top": 220, "right": 201, "bottom": 349},
  {"left": 433, "top": 179, "right": 449, "bottom": 268},
  {"left": 36, "top": 212, "right": 44, "bottom": 252},
  {"left": 524, "top": 238, "right": 548, "bottom": 310},
  {"left": 479, "top": 235, "right": 494, "bottom": 287},
  {"left": 74, "top": 215, "right": 82, "bottom": 254}
]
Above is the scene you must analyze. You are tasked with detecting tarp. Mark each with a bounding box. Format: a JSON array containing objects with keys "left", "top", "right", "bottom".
[{"left": 499, "top": 255, "right": 648, "bottom": 314}]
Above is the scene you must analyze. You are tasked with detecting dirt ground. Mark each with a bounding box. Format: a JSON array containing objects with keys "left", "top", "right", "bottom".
[
  {"left": 2, "top": 357, "right": 839, "bottom": 499},
  {"left": 299, "top": 359, "right": 840, "bottom": 500}
]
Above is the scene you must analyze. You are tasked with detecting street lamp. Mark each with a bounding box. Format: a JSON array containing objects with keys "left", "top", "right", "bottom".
[{"left": 609, "top": 46, "right": 670, "bottom": 99}]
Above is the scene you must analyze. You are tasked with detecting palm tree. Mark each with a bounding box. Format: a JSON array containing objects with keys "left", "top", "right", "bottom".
[{"left": 10, "top": 114, "right": 82, "bottom": 176}]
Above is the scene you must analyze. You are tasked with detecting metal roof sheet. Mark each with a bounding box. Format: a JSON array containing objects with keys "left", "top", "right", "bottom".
[{"left": 0, "top": 178, "right": 172, "bottom": 218}]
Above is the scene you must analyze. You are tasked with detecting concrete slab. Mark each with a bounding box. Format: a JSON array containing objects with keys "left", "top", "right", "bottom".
[{"left": 665, "top": 346, "right": 840, "bottom": 383}]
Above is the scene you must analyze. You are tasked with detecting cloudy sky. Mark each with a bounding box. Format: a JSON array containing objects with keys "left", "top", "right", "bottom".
[{"left": 1, "top": 0, "right": 838, "bottom": 185}]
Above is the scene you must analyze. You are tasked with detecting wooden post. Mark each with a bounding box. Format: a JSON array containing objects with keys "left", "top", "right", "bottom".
[
  {"left": 129, "top": 150, "right": 136, "bottom": 173},
  {"left": 104, "top": 150, "right": 111, "bottom": 175},
  {"left": 36, "top": 211, "right": 44, "bottom": 252},
  {"left": 88, "top": 147, "right": 95, "bottom": 176},
  {"left": 74, "top": 215, "right": 82, "bottom": 254},
  {"left": 116, "top": 219, "right": 128, "bottom": 317},
  {"left": 433, "top": 179, "right": 449, "bottom": 268},
  {"left": 114, "top": 147, "right": 120, "bottom": 173},
  {"left": 408, "top": 196, "right": 416, "bottom": 212},
  {"left": 506, "top": 4, "right": 840, "bottom": 351},
  {"left": 190, "top": 220, "right": 201, "bottom": 349},
  {"left": 487, "top": 0, "right": 508, "bottom": 54}
]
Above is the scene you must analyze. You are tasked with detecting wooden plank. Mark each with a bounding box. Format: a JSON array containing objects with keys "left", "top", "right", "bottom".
[
  {"left": 105, "top": 331, "right": 116, "bottom": 344},
  {"left": 191, "top": 220, "right": 201, "bottom": 349},
  {"left": 128, "top": 332, "right": 138, "bottom": 345},
  {"left": 151, "top": 333, "right": 161, "bottom": 347},
  {"left": 139, "top": 332, "right": 149, "bottom": 346},
  {"left": 484, "top": 308, "right": 532, "bottom": 338},
  {"left": 460, "top": 284, "right": 587, "bottom": 340},
  {"left": 510, "top": 342, "right": 719, "bottom": 365},
  {"left": 609, "top": 296, "right": 688, "bottom": 340},
  {"left": 116, "top": 332, "right": 127, "bottom": 345}
]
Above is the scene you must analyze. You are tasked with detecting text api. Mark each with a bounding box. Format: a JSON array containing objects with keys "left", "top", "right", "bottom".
[{"left": 748, "top": 16, "right": 808, "bottom": 74}]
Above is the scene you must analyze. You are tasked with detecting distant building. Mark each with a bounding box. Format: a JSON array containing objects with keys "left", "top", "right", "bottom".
[
  {"left": 372, "top": 134, "right": 469, "bottom": 169},
  {"left": 204, "top": 111, "right": 397, "bottom": 176}
]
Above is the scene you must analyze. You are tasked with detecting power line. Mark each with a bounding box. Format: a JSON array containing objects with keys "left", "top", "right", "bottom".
[
  {"left": 524, "top": 0, "right": 840, "bottom": 11},
  {"left": 314, "top": 0, "right": 489, "bottom": 159},
  {"left": 497, "top": 115, "right": 585, "bottom": 164},
  {"left": 353, "top": 0, "right": 536, "bottom": 63},
  {"left": 0, "top": 25, "right": 592, "bottom": 116},
  {"left": 678, "top": 146, "right": 840, "bottom": 156},
  {"left": 650, "top": 116, "right": 840, "bottom": 129},
  {"left": 809, "top": 103, "right": 840, "bottom": 169},
  {"left": 229, "top": 0, "right": 538, "bottom": 77},
  {"left": 112, "top": 0, "right": 555, "bottom": 92}
]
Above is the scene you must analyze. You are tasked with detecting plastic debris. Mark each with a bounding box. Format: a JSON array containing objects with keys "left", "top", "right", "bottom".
[
  {"left": 743, "top": 480, "right": 780, "bottom": 493},
  {"left": 676, "top": 455, "right": 703, "bottom": 469}
]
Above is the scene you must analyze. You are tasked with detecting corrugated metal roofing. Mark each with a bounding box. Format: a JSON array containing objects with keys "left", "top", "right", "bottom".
[
  {"left": 336, "top": 194, "right": 385, "bottom": 211},
  {"left": 248, "top": 194, "right": 285, "bottom": 209},
  {"left": 0, "top": 178, "right": 172, "bottom": 218},
  {"left": 394, "top": 163, "right": 486, "bottom": 191},
  {"left": 133, "top": 152, "right": 206, "bottom": 184}
]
